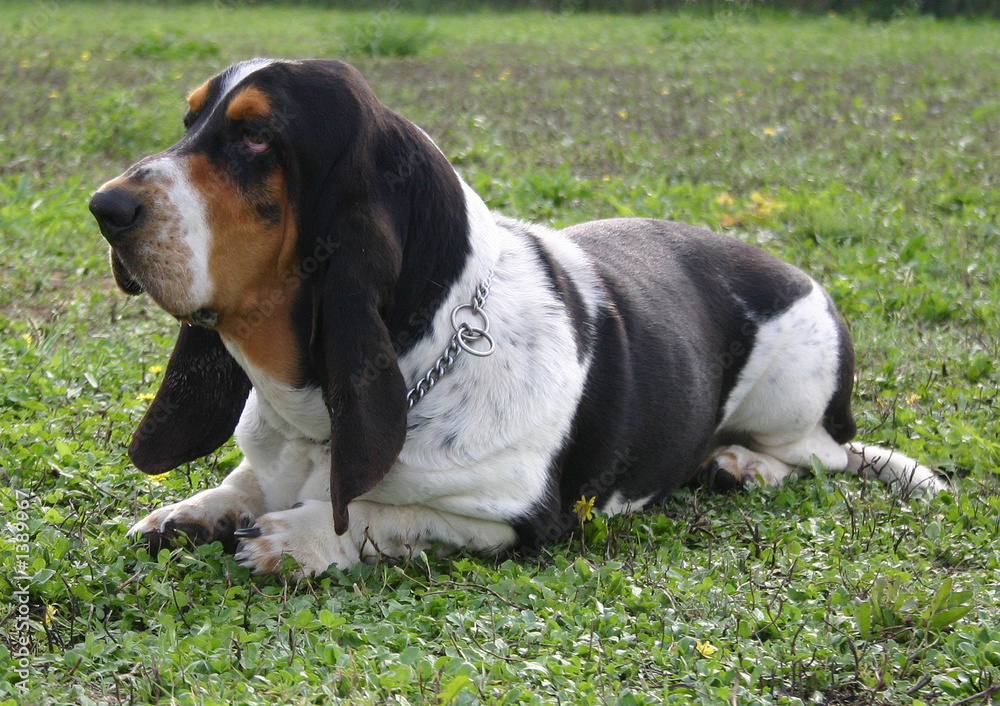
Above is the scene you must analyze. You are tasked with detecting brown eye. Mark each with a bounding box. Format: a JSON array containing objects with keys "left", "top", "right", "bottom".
[{"left": 243, "top": 133, "right": 269, "bottom": 154}]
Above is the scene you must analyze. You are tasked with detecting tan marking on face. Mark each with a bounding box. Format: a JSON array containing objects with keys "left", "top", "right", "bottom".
[
  {"left": 186, "top": 80, "right": 211, "bottom": 115},
  {"left": 226, "top": 86, "right": 272, "bottom": 122},
  {"left": 185, "top": 154, "right": 303, "bottom": 385}
]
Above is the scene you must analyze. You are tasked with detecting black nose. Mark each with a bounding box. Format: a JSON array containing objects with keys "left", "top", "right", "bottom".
[{"left": 90, "top": 188, "right": 144, "bottom": 245}]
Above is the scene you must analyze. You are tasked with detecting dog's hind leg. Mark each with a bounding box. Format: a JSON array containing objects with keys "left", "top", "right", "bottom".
[
  {"left": 755, "top": 424, "right": 946, "bottom": 495},
  {"left": 844, "top": 442, "right": 946, "bottom": 495},
  {"left": 702, "top": 424, "right": 946, "bottom": 497}
]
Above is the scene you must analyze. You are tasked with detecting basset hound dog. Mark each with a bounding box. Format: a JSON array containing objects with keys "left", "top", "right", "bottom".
[{"left": 90, "top": 59, "right": 945, "bottom": 576}]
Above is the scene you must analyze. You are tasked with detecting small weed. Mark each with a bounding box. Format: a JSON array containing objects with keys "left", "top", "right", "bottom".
[
  {"left": 342, "top": 16, "right": 436, "bottom": 58},
  {"left": 131, "top": 29, "right": 220, "bottom": 60},
  {"left": 853, "top": 574, "right": 973, "bottom": 642}
]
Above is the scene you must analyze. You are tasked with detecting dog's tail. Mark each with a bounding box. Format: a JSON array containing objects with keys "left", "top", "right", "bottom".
[{"left": 845, "top": 442, "right": 948, "bottom": 496}]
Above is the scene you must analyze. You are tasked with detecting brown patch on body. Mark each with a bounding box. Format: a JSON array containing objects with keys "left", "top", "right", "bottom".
[
  {"left": 186, "top": 79, "right": 211, "bottom": 115},
  {"left": 226, "top": 86, "right": 272, "bottom": 122},
  {"left": 183, "top": 153, "right": 303, "bottom": 385}
]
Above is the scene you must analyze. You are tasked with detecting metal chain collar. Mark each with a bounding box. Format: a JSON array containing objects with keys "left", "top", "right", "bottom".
[{"left": 406, "top": 269, "right": 496, "bottom": 410}]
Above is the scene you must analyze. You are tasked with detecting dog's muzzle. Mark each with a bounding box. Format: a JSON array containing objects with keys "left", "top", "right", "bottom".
[{"left": 90, "top": 188, "right": 146, "bottom": 295}]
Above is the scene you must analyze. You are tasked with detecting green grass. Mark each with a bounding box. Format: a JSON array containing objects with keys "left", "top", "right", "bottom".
[{"left": 2, "top": 3, "right": 999, "bottom": 704}]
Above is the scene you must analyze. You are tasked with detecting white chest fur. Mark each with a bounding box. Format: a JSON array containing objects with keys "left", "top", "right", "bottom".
[{"left": 223, "top": 341, "right": 331, "bottom": 442}]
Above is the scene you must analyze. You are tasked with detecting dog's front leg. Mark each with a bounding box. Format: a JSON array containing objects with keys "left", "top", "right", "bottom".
[
  {"left": 127, "top": 395, "right": 324, "bottom": 553},
  {"left": 127, "top": 460, "right": 267, "bottom": 553},
  {"left": 233, "top": 499, "right": 518, "bottom": 577}
]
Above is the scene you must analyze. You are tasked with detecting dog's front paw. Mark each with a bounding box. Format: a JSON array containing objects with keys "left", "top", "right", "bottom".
[
  {"left": 128, "top": 487, "right": 257, "bottom": 554},
  {"left": 233, "top": 500, "right": 361, "bottom": 577}
]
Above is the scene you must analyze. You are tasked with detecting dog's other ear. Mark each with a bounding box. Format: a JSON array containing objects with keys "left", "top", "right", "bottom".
[
  {"left": 310, "top": 205, "right": 408, "bottom": 536},
  {"left": 282, "top": 60, "right": 468, "bottom": 534},
  {"left": 129, "top": 324, "right": 252, "bottom": 475}
]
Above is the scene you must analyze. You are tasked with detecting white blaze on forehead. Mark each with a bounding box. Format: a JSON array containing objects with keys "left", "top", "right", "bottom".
[
  {"left": 184, "top": 59, "right": 282, "bottom": 144},
  {"left": 147, "top": 157, "right": 214, "bottom": 308},
  {"left": 219, "top": 58, "right": 280, "bottom": 97}
]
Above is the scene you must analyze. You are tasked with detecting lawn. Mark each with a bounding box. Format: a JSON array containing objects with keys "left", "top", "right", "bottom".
[{"left": 1, "top": 2, "right": 999, "bottom": 704}]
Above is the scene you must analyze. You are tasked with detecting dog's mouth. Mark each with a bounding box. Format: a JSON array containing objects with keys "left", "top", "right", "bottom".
[
  {"left": 108, "top": 246, "right": 219, "bottom": 326},
  {"left": 110, "top": 248, "right": 145, "bottom": 295}
]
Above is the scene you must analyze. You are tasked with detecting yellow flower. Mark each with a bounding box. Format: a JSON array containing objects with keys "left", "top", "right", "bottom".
[
  {"left": 907, "top": 393, "right": 920, "bottom": 404},
  {"left": 45, "top": 605, "right": 57, "bottom": 627},
  {"left": 498, "top": 69, "right": 511, "bottom": 82},
  {"left": 767, "top": 64, "right": 776, "bottom": 73},
  {"left": 21, "top": 332, "right": 34, "bottom": 346},
  {"left": 572, "top": 495, "right": 596, "bottom": 522},
  {"left": 750, "top": 191, "right": 786, "bottom": 217},
  {"left": 137, "top": 392, "right": 156, "bottom": 401},
  {"left": 618, "top": 110, "right": 628, "bottom": 120},
  {"left": 660, "top": 87, "right": 670, "bottom": 96},
  {"left": 892, "top": 112, "right": 903, "bottom": 121},
  {"left": 80, "top": 51, "right": 91, "bottom": 61},
  {"left": 20, "top": 58, "right": 31, "bottom": 69},
  {"left": 735, "top": 89, "right": 745, "bottom": 98},
  {"left": 762, "top": 126, "right": 777, "bottom": 137},
  {"left": 602, "top": 174, "right": 612, "bottom": 182},
  {"left": 715, "top": 191, "right": 735, "bottom": 207},
  {"left": 720, "top": 214, "right": 742, "bottom": 228},
  {"left": 149, "top": 472, "right": 170, "bottom": 483},
  {"left": 695, "top": 639, "right": 719, "bottom": 657},
  {"left": 148, "top": 365, "right": 164, "bottom": 375},
  {"left": 49, "top": 90, "right": 59, "bottom": 99},
  {"left": 473, "top": 69, "right": 482, "bottom": 78},
  {"left": 588, "top": 44, "right": 597, "bottom": 51}
]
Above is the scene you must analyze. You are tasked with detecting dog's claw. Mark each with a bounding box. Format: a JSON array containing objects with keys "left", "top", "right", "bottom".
[
  {"left": 742, "top": 473, "right": 762, "bottom": 490},
  {"left": 140, "top": 531, "right": 169, "bottom": 556},
  {"left": 233, "top": 545, "right": 266, "bottom": 575},
  {"left": 699, "top": 460, "right": 745, "bottom": 492},
  {"left": 234, "top": 526, "right": 262, "bottom": 539}
]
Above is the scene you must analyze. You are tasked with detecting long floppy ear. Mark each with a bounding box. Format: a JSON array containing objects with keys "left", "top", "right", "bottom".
[
  {"left": 129, "top": 324, "right": 252, "bottom": 475},
  {"left": 311, "top": 206, "right": 409, "bottom": 536},
  {"left": 282, "top": 59, "right": 468, "bottom": 535}
]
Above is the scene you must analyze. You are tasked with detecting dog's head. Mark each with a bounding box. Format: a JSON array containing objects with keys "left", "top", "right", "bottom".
[{"left": 91, "top": 59, "right": 470, "bottom": 532}]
